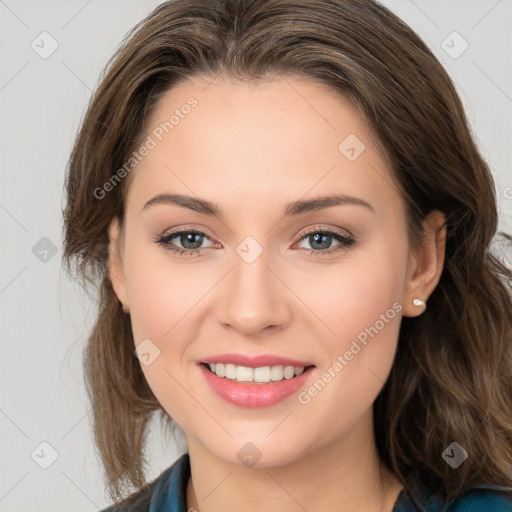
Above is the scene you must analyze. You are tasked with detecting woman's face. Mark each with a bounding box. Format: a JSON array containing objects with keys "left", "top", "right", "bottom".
[{"left": 109, "top": 75, "right": 440, "bottom": 467}]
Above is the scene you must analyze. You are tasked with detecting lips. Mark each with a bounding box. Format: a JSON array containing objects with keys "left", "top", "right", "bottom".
[
  {"left": 199, "top": 353, "right": 314, "bottom": 367},
  {"left": 198, "top": 362, "right": 316, "bottom": 408}
]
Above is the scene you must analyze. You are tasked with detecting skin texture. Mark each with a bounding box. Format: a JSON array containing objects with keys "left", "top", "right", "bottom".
[{"left": 108, "top": 76, "right": 446, "bottom": 512}]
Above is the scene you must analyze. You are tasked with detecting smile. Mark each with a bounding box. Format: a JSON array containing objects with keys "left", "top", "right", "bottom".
[{"left": 198, "top": 362, "right": 316, "bottom": 408}]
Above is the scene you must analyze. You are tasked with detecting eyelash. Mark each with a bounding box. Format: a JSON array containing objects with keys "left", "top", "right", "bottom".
[{"left": 153, "top": 225, "right": 356, "bottom": 258}]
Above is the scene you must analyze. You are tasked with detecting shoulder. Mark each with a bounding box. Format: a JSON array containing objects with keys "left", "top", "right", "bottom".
[
  {"left": 98, "top": 478, "right": 158, "bottom": 512},
  {"left": 446, "top": 486, "right": 512, "bottom": 512},
  {"left": 395, "top": 480, "right": 512, "bottom": 512},
  {"left": 98, "top": 452, "right": 190, "bottom": 512}
]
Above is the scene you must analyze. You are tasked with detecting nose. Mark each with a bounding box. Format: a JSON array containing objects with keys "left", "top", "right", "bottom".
[{"left": 214, "top": 248, "right": 292, "bottom": 337}]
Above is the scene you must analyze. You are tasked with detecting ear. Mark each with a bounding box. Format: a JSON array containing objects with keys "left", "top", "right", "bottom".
[
  {"left": 108, "top": 216, "right": 129, "bottom": 313},
  {"left": 402, "top": 210, "right": 447, "bottom": 317}
]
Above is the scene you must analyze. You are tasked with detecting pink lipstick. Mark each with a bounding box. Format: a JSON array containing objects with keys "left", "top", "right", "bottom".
[{"left": 196, "top": 353, "right": 316, "bottom": 408}]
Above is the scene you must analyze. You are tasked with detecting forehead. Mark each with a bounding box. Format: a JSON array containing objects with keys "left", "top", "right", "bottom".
[{"left": 125, "top": 76, "right": 401, "bottom": 218}]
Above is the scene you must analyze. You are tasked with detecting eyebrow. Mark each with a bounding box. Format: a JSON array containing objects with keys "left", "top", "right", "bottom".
[{"left": 142, "top": 192, "right": 374, "bottom": 217}]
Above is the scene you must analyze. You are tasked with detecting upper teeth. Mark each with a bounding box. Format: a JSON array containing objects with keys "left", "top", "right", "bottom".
[{"left": 208, "top": 363, "right": 305, "bottom": 383}]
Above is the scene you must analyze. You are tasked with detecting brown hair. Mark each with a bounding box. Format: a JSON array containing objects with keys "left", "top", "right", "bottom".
[{"left": 61, "top": 0, "right": 512, "bottom": 507}]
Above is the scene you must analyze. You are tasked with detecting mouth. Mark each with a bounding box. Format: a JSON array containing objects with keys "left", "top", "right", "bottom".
[
  {"left": 198, "top": 361, "right": 317, "bottom": 408},
  {"left": 201, "top": 362, "right": 316, "bottom": 384}
]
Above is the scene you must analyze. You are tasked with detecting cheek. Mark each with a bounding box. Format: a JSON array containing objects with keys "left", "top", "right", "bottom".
[
  {"left": 302, "top": 234, "right": 408, "bottom": 409},
  {"left": 123, "top": 237, "right": 187, "bottom": 344},
  {"left": 123, "top": 240, "right": 199, "bottom": 424},
  {"left": 314, "top": 235, "right": 408, "bottom": 344}
]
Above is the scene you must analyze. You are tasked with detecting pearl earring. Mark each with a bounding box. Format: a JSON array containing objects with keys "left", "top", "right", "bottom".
[{"left": 413, "top": 298, "right": 425, "bottom": 307}]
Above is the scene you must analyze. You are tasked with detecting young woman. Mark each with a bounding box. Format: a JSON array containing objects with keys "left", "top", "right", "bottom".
[{"left": 62, "top": 0, "right": 512, "bottom": 510}]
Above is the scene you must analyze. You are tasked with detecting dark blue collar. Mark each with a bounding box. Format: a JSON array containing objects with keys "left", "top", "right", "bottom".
[
  {"left": 149, "top": 452, "right": 190, "bottom": 511},
  {"left": 393, "top": 473, "right": 512, "bottom": 511}
]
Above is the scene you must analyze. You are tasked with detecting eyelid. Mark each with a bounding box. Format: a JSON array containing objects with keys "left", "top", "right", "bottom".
[
  {"left": 296, "top": 224, "right": 354, "bottom": 240},
  {"left": 159, "top": 224, "right": 217, "bottom": 240}
]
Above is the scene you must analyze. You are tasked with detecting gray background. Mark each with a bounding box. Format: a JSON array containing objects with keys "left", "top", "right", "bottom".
[{"left": 1, "top": 0, "right": 511, "bottom": 510}]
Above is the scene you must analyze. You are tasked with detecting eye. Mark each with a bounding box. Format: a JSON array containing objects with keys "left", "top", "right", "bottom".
[
  {"left": 154, "top": 228, "right": 216, "bottom": 257},
  {"left": 154, "top": 225, "right": 356, "bottom": 257},
  {"left": 293, "top": 225, "right": 356, "bottom": 256}
]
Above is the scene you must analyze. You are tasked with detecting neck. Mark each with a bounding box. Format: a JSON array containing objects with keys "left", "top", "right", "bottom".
[{"left": 185, "top": 409, "right": 403, "bottom": 512}]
